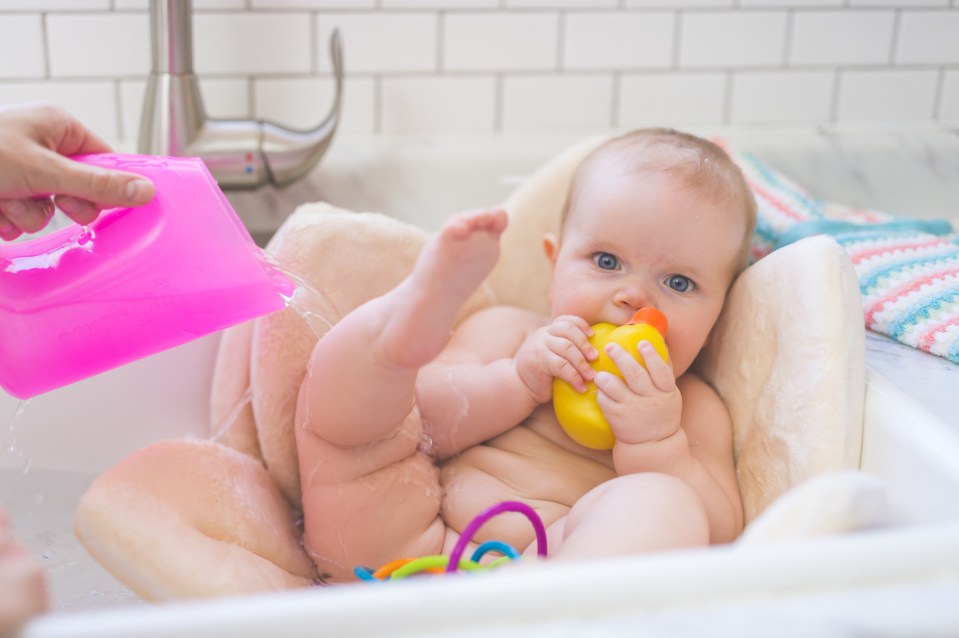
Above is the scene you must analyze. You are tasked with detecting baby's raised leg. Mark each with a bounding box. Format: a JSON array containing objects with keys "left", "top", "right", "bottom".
[
  {"left": 298, "top": 208, "right": 506, "bottom": 581},
  {"left": 303, "top": 207, "right": 507, "bottom": 446},
  {"left": 540, "top": 473, "right": 709, "bottom": 561}
]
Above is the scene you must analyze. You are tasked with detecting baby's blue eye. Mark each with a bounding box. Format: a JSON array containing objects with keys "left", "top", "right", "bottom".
[
  {"left": 667, "top": 275, "right": 694, "bottom": 293},
  {"left": 593, "top": 252, "right": 620, "bottom": 270}
]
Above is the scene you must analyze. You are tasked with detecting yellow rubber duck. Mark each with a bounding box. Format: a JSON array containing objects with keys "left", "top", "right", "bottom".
[{"left": 552, "top": 307, "right": 669, "bottom": 450}]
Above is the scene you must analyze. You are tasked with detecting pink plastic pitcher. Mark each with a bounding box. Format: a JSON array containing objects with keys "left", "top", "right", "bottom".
[{"left": 0, "top": 154, "right": 293, "bottom": 399}]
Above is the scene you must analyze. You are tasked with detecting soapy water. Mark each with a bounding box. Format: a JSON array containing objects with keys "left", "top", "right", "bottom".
[{"left": 4, "top": 400, "right": 32, "bottom": 475}]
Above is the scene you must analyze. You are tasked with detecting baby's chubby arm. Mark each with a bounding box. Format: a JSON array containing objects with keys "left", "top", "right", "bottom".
[
  {"left": 416, "top": 305, "right": 557, "bottom": 459},
  {"left": 600, "top": 345, "right": 743, "bottom": 543}
]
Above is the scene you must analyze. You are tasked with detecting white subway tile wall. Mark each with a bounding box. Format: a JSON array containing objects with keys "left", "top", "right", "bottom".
[
  {"left": 837, "top": 68, "right": 940, "bottom": 121},
  {"left": 944, "top": 70, "right": 959, "bottom": 119},
  {"left": 315, "top": 13, "right": 437, "bottom": 74},
  {"left": 730, "top": 70, "right": 834, "bottom": 123},
  {"left": 501, "top": 73, "right": 613, "bottom": 130},
  {"left": 619, "top": 72, "right": 727, "bottom": 126},
  {"left": 1, "top": 1, "right": 957, "bottom": 144},
  {"left": 564, "top": 12, "right": 674, "bottom": 70},
  {"left": 445, "top": 12, "right": 558, "bottom": 71},
  {"left": 679, "top": 11, "right": 789, "bottom": 67},
  {"left": 0, "top": 15, "right": 45, "bottom": 78},
  {"left": 789, "top": 10, "right": 896, "bottom": 66}
]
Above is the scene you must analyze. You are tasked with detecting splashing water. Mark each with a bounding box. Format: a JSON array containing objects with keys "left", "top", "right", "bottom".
[
  {"left": 4, "top": 399, "right": 32, "bottom": 475},
  {"left": 206, "top": 264, "right": 337, "bottom": 445},
  {"left": 275, "top": 266, "right": 338, "bottom": 339}
]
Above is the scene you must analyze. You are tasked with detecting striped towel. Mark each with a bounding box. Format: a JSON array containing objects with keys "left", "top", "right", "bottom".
[{"left": 732, "top": 150, "right": 959, "bottom": 365}]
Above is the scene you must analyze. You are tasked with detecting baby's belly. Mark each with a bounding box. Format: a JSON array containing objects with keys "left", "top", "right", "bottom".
[{"left": 439, "top": 405, "right": 616, "bottom": 552}]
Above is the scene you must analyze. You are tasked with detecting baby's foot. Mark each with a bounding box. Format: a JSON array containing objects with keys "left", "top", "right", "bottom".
[{"left": 380, "top": 208, "right": 508, "bottom": 368}]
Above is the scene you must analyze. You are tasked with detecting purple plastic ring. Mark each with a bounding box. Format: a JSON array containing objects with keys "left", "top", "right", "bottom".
[{"left": 445, "top": 501, "right": 548, "bottom": 574}]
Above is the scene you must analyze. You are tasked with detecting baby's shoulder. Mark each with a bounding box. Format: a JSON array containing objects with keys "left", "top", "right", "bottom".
[
  {"left": 445, "top": 305, "right": 545, "bottom": 361},
  {"left": 462, "top": 304, "right": 545, "bottom": 330},
  {"left": 677, "top": 372, "right": 732, "bottom": 436},
  {"left": 677, "top": 371, "right": 724, "bottom": 408}
]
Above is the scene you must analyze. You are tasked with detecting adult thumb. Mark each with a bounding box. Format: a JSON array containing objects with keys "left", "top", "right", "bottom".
[{"left": 41, "top": 152, "right": 155, "bottom": 208}]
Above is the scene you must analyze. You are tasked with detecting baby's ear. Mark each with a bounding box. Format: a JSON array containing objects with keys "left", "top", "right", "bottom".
[
  {"left": 543, "top": 233, "right": 559, "bottom": 265},
  {"left": 542, "top": 233, "right": 560, "bottom": 307}
]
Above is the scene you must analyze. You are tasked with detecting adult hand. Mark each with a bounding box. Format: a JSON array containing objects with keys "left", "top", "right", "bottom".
[{"left": 0, "top": 103, "right": 155, "bottom": 241}]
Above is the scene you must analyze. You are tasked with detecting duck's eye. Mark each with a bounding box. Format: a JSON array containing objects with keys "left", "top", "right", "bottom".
[
  {"left": 593, "top": 252, "right": 620, "bottom": 270},
  {"left": 667, "top": 275, "right": 694, "bottom": 293}
]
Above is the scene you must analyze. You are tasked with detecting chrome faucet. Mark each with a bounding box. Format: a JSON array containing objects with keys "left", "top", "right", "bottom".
[{"left": 138, "top": 0, "right": 343, "bottom": 189}]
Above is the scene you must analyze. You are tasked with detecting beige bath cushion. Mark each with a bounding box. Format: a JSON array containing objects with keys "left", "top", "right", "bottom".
[
  {"left": 74, "top": 439, "right": 316, "bottom": 600},
  {"left": 77, "top": 134, "right": 866, "bottom": 601},
  {"left": 696, "top": 235, "right": 866, "bottom": 523},
  {"left": 737, "top": 471, "right": 889, "bottom": 545}
]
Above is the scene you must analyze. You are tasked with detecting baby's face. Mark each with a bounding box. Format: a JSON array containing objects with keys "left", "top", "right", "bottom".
[{"left": 545, "top": 168, "right": 747, "bottom": 377}]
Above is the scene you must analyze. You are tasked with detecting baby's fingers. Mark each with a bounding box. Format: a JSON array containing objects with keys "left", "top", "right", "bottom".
[
  {"left": 638, "top": 341, "right": 676, "bottom": 392},
  {"left": 552, "top": 314, "right": 594, "bottom": 337},
  {"left": 547, "top": 338, "right": 595, "bottom": 390},
  {"left": 548, "top": 318, "right": 597, "bottom": 375},
  {"left": 604, "top": 342, "right": 655, "bottom": 395}
]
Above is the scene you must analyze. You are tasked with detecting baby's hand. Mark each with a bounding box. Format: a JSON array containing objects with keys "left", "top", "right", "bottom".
[
  {"left": 514, "top": 315, "right": 597, "bottom": 403},
  {"left": 595, "top": 340, "right": 682, "bottom": 445}
]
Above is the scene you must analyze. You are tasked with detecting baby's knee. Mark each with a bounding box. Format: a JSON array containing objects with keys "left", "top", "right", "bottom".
[
  {"left": 568, "top": 473, "right": 709, "bottom": 550},
  {"left": 613, "top": 473, "right": 709, "bottom": 539}
]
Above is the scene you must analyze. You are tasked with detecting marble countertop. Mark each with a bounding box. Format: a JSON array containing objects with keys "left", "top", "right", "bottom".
[{"left": 865, "top": 330, "right": 959, "bottom": 431}]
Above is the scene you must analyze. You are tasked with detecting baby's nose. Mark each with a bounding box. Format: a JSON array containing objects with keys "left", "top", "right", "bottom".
[{"left": 613, "top": 284, "right": 656, "bottom": 315}]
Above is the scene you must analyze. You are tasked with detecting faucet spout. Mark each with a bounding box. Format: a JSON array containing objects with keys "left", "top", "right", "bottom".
[
  {"left": 139, "top": 0, "right": 343, "bottom": 189},
  {"left": 261, "top": 30, "right": 343, "bottom": 187}
]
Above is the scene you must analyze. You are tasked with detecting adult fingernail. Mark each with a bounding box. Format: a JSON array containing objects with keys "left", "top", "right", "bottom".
[{"left": 125, "top": 178, "right": 153, "bottom": 203}]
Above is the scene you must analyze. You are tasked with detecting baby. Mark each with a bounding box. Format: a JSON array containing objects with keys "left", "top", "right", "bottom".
[{"left": 295, "top": 128, "right": 757, "bottom": 582}]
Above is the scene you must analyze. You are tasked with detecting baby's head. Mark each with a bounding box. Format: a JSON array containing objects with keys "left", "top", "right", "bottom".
[{"left": 544, "top": 128, "right": 757, "bottom": 377}]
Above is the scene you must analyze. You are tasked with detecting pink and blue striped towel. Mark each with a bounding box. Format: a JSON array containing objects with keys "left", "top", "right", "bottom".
[{"left": 732, "top": 150, "right": 959, "bottom": 365}]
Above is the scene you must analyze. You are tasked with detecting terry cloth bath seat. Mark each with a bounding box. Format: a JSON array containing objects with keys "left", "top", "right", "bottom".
[{"left": 73, "top": 136, "right": 866, "bottom": 599}]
